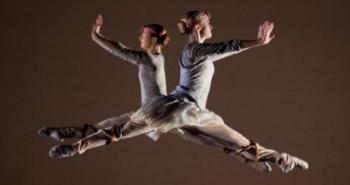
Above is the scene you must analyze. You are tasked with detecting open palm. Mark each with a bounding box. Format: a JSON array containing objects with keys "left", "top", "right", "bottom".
[{"left": 258, "top": 21, "right": 275, "bottom": 45}]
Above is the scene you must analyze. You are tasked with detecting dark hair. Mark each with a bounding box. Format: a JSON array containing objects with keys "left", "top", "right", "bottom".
[
  {"left": 141, "top": 24, "right": 170, "bottom": 46},
  {"left": 177, "top": 10, "right": 211, "bottom": 35}
]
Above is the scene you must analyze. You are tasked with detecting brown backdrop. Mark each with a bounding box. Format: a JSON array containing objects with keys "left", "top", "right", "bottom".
[{"left": 1, "top": 0, "right": 349, "bottom": 185}]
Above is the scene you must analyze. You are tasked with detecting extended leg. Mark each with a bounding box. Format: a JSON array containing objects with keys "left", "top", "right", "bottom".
[
  {"left": 38, "top": 113, "right": 132, "bottom": 141},
  {"left": 173, "top": 126, "right": 272, "bottom": 172},
  {"left": 175, "top": 111, "right": 309, "bottom": 173},
  {"left": 49, "top": 115, "right": 155, "bottom": 158}
]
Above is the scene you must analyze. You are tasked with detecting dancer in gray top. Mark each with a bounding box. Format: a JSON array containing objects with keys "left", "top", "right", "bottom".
[
  {"left": 38, "top": 14, "right": 169, "bottom": 146},
  {"left": 91, "top": 15, "right": 167, "bottom": 105},
  {"left": 173, "top": 11, "right": 308, "bottom": 173},
  {"left": 166, "top": 11, "right": 308, "bottom": 173}
]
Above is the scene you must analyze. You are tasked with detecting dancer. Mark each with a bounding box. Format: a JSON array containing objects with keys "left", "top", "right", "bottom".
[
  {"left": 43, "top": 11, "right": 309, "bottom": 173},
  {"left": 38, "top": 14, "right": 169, "bottom": 149},
  {"left": 167, "top": 11, "right": 308, "bottom": 173}
]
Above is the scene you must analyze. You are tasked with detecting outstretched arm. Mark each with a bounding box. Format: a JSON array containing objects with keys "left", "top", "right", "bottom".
[
  {"left": 192, "top": 21, "right": 275, "bottom": 63},
  {"left": 91, "top": 15, "right": 144, "bottom": 65},
  {"left": 192, "top": 39, "right": 242, "bottom": 62}
]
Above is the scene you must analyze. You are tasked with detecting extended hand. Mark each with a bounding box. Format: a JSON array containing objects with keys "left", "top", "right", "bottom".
[
  {"left": 92, "top": 14, "right": 103, "bottom": 34},
  {"left": 257, "top": 21, "right": 275, "bottom": 45}
]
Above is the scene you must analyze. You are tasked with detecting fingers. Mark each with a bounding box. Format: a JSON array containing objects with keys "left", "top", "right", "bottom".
[
  {"left": 261, "top": 21, "right": 273, "bottom": 29},
  {"left": 266, "top": 22, "right": 275, "bottom": 40},
  {"left": 267, "top": 22, "right": 274, "bottom": 34},
  {"left": 269, "top": 22, "right": 274, "bottom": 30},
  {"left": 257, "top": 20, "right": 275, "bottom": 44},
  {"left": 262, "top": 21, "right": 269, "bottom": 31},
  {"left": 263, "top": 23, "right": 268, "bottom": 36},
  {"left": 97, "top": 14, "right": 103, "bottom": 24},
  {"left": 260, "top": 21, "right": 269, "bottom": 36},
  {"left": 262, "top": 21, "right": 274, "bottom": 36},
  {"left": 94, "top": 14, "right": 103, "bottom": 26},
  {"left": 92, "top": 14, "right": 103, "bottom": 33},
  {"left": 258, "top": 24, "right": 263, "bottom": 39}
]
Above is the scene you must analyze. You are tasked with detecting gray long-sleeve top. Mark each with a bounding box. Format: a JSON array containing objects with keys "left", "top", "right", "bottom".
[
  {"left": 171, "top": 40, "right": 241, "bottom": 110},
  {"left": 92, "top": 34, "right": 167, "bottom": 105},
  {"left": 113, "top": 42, "right": 167, "bottom": 105}
]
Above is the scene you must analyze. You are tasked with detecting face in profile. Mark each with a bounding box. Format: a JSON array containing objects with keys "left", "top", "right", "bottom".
[
  {"left": 139, "top": 32, "right": 154, "bottom": 50},
  {"left": 199, "top": 14, "right": 213, "bottom": 39}
]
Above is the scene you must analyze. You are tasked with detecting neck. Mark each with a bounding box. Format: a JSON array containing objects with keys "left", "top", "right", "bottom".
[
  {"left": 188, "top": 32, "right": 205, "bottom": 43},
  {"left": 146, "top": 45, "right": 161, "bottom": 54}
]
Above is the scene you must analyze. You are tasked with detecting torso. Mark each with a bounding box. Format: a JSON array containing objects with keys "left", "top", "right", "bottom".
[
  {"left": 172, "top": 43, "right": 215, "bottom": 109},
  {"left": 138, "top": 52, "right": 167, "bottom": 105}
]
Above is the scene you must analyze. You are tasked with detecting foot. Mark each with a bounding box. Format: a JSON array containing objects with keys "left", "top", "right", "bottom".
[
  {"left": 250, "top": 161, "right": 272, "bottom": 172},
  {"left": 233, "top": 154, "right": 272, "bottom": 172},
  {"left": 223, "top": 146, "right": 272, "bottom": 172},
  {"left": 278, "top": 153, "right": 309, "bottom": 173},
  {"left": 38, "top": 127, "right": 63, "bottom": 142},
  {"left": 49, "top": 144, "right": 78, "bottom": 158},
  {"left": 38, "top": 127, "right": 81, "bottom": 142}
]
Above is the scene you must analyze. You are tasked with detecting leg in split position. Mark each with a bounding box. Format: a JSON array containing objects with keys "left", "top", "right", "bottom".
[
  {"left": 38, "top": 113, "right": 133, "bottom": 142},
  {"left": 48, "top": 114, "right": 155, "bottom": 158},
  {"left": 176, "top": 111, "right": 309, "bottom": 173}
]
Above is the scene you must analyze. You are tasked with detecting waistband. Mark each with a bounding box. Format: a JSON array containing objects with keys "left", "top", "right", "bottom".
[{"left": 170, "top": 87, "right": 199, "bottom": 107}]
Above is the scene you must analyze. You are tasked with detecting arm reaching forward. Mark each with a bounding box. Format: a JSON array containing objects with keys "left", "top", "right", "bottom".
[
  {"left": 191, "top": 21, "right": 275, "bottom": 63},
  {"left": 91, "top": 15, "right": 144, "bottom": 65}
]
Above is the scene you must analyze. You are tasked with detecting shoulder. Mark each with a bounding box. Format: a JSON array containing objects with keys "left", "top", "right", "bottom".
[{"left": 180, "top": 43, "right": 207, "bottom": 67}]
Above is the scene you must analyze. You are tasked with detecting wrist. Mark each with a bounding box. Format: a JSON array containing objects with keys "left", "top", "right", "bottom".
[{"left": 257, "top": 38, "right": 265, "bottom": 45}]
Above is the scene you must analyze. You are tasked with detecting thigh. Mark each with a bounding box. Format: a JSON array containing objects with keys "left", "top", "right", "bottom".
[
  {"left": 191, "top": 111, "right": 251, "bottom": 150},
  {"left": 94, "top": 112, "right": 133, "bottom": 129},
  {"left": 119, "top": 111, "right": 156, "bottom": 139}
]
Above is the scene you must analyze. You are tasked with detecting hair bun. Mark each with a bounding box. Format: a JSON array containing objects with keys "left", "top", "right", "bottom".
[{"left": 177, "top": 20, "right": 188, "bottom": 35}]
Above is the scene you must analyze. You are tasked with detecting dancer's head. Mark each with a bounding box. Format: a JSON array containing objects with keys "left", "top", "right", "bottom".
[
  {"left": 139, "top": 24, "right": 170, "bottom": 52},
  {"left": 177, "top": 11, "right": 213, "bottom": 42}
]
